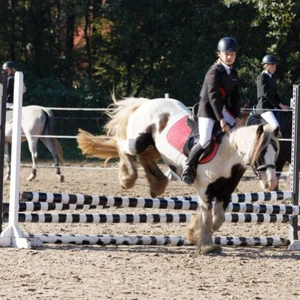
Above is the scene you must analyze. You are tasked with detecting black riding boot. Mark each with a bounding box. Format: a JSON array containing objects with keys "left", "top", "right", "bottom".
[{"left": 181, "top": 142, "right": 206, "bottom": 185}]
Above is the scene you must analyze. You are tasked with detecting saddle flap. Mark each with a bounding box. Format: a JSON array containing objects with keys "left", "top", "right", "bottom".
[{"left": 166, "top": 115, "right": 222, "bottom": 164}]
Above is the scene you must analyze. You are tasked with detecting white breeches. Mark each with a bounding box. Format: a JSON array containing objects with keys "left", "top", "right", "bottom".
[
  {"left": 198, "top": 117, "right": 215, "bottom": 146},
  {"left": 198, "top": 107, "right": 236, "bottom": 146},
  {"left": 261, "top": 111, "right": 279, "bottom": 129}
]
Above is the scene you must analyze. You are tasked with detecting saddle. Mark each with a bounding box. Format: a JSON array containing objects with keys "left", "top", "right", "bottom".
[
  {"left": 166, "top": 103, "right": 224, "bottom": 164},
  {"left": 246, "top": 106, "right": 286, "bottom": 133}
]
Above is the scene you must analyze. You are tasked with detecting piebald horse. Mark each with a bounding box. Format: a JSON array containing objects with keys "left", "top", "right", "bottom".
[
  {"left": 77, "top": 97, "right": 279, "bottom": 255},
  {"left": 5, "top": 105, "right": 64, "bottom": 182}
]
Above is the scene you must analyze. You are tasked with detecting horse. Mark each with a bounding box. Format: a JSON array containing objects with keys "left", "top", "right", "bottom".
[
  {"left": 77, "top": 97, "right": 279, "bottom": 255},
  {"left": 5, "top": 105, "right": 64, "bottom": 182},
  {"left": 245, "top": 110, "right": 292, "bottom": 189}
]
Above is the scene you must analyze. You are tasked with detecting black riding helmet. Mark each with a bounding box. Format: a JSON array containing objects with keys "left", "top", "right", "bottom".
[
  {"left": 2, "top": 61, "right": 17, "bottom": 70},
  {"left": 261, "top": 55, "right": 278, "bottom": 65},
  {"left": 217, "top": 37, "right": 238, "bottom": 52}
]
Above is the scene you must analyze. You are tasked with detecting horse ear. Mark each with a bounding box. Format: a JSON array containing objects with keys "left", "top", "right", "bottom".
[{"left": 273, "top": 126, "right": 280, "bottom": 138}]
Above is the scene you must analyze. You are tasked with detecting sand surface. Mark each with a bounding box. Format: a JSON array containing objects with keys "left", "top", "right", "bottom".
[{"left": 1, "top": 161, "right": 299, "bottom": 300}]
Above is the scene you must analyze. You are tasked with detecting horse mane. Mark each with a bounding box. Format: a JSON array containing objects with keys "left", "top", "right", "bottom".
[
  {"left": 105, "top": 96, "right": 150, "bottom": 139},
  {"left": 248, "top": 125, "right": 279, "bottom": 165}
]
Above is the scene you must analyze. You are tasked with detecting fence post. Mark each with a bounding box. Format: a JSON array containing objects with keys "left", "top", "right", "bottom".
[
  {"left": 288, "top": 84, "right": 300, "bottom": 249},
  {"left": 0, "top": 70, "right": 8, "bottom": 233}
]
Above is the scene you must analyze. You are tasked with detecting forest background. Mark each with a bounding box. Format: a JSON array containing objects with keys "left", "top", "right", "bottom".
[{"left": 1, "top": 0, "right": 299, "bottom": 159}]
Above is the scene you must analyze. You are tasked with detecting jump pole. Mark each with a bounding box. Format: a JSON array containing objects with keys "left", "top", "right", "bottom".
[{"left": 0, "top": 72, "right": 42, "bottom": 248}]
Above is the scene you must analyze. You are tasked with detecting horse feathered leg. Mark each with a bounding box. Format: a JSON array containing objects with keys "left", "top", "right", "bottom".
[
  {"left": 212, "top": 201, "right": 225, "bottom": 232},
  {"left": 138, "top": 147, "right": 169, "bottom": 198},
  {"left": 186, "top": 199, "right": 222, "bottom": 255}
]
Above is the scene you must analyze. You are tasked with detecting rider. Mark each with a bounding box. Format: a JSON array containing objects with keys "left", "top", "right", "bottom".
[
  {"left": 2, "top": 61, "right": 17, "bottom": 109},
  {"left": 182, "top": 37, "right": 242, "bottom": 185},
  {"left": 256, "top": 54, "right": 289, "bottom": 129}
]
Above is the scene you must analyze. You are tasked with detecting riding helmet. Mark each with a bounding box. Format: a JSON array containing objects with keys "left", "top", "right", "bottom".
[
  {"left": 217, "top": 37, "right": 238, "bottom": 52},
  {"left": 2, "top": 61, "right": 17, "bottom": 70},
  {"left": 261, "top": 55, "right": 278, "bottom": 65}
]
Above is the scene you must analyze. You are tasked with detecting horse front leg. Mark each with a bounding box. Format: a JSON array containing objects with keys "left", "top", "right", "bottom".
[
  {"left": 274, "top": 159, "right": 286, "bottom": 191},
  {"left": 186, "top": 200, "right": 222, "bottom": 255},
  {"left": 212, "top": 200, "right": 225, "bottom": 232}
]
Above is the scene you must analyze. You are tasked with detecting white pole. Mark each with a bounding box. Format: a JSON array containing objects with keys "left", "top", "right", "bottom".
[
  {"left": 8, "top": 72, "right": 23, "bottom": 227},
  {"left": 0, "top": 72, "right": 42, "bottom": 248}
]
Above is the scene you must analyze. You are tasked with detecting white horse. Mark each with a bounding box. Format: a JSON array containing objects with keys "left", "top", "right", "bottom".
[
  {"left": 77, "top": 97, "right": 279, "bottom": 255},
  {"left": 5, "top": 105, "right": 64, "bottom": 182}
]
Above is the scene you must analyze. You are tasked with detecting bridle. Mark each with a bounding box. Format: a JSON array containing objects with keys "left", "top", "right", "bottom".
[
  {"left": 250, "top": 140, "right": 278, "bottom": 180},
  {"left": 252, "top": 163, "right": 276, "bottom": 180}
]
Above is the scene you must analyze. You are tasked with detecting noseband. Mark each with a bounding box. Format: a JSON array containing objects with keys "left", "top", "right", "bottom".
[
  {"left": 251, "top": 140, "right": 278, "bottom": 180},
  {"left": 252, "top": 163, "right": 276, "bottom": 180}
]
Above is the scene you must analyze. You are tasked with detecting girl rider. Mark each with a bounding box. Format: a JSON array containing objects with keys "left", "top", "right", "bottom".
[{"left": 182, "top": 37, "right": 242, "bottom": 185}]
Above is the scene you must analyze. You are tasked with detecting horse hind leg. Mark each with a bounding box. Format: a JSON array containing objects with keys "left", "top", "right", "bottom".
[
  {"left": 138, "top": 148, "right": 169, "bottom": 198},
  {"left": 26, "top": 138, "right": 38, "bottom": 181},
  {"left": 41, "top": 137, "right": 64, "bottom": 182},
  {"left": 118, "top": 151, "right": 138, "bottom": 189}
]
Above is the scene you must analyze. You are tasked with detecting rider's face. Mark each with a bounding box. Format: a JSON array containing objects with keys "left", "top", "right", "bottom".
[
  {"left": 220, "top": 51, "right": 236, "bottom": 66},
  {"left": 4, "top": 68, "right": 12, "bottom": 76},
  {"left": 266, "top": 64, "right": 277, "bottom": 74}
]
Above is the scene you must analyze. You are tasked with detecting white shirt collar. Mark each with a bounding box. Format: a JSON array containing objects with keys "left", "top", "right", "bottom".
[
  {"left": 221, "top": 62, "right": 231, "bottom": 74},
  {"left": 264, "top": 70, "right": 272, "bottom": 78}
]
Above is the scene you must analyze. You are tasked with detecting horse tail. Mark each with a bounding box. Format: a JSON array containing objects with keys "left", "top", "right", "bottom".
[
  {"left": 77, "top": 128, "right": 119, "bottom": 159},
  {"left": 105, "top": 96, "right": 150, "bottom": 139},
  {"left": 77, "top": 96, "right": 149, "bottom": 160},
  {"left": 42, "top": 108, "right": 64, "bottom": 165}
]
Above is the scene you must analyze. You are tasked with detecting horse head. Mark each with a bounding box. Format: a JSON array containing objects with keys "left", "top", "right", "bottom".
[{"left": 232, "top": 124, "right": 280, "bottom": 191}]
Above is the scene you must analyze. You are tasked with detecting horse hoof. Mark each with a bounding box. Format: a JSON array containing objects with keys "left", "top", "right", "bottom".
[
  {"left": 197, "top": 244, "right": 222, "bottom": 255},
  {"left": 57, "top": 175, "right": 64, "bottom": 183},
  {"left": 26, "top": 174, "right": 36, "bottom": 181}
]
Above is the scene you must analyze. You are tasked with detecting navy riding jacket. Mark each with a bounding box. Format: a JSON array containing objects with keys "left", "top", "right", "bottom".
[
  {"left": 256, "top": 72, "right": 281, "bottom": 114},
  {"left": 197, "top": 63, "right": 241, "bottom": 121}
]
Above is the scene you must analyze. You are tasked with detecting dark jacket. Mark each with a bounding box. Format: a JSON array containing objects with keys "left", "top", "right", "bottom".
[
  {"left": 6, "top": 74, "right": 14, "bottom": 104},
  {"left": 197, "top": 63, "right": 241, "bottom": 121},
  {"left": 256, "top": 72, "right": 281, "bottom": 114}
]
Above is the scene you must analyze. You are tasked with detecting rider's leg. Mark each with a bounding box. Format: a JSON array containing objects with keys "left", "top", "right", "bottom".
[
  {"left": 261, "top": 111, "right": 279, "bottom": 129},
  {"left": 182, "top": 117, "right": 215, "bottom": 185}
]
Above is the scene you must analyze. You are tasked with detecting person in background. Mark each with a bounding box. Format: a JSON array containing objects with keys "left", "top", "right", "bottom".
[
  {"left": 2, "top": 61, "right": 18, "bottom": 109},
  {"left": 256, "top": 54, "right": 289, "bottom": 129},
  {"left": 181, "top": 37, "right": 242, "bottom": 185}
]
